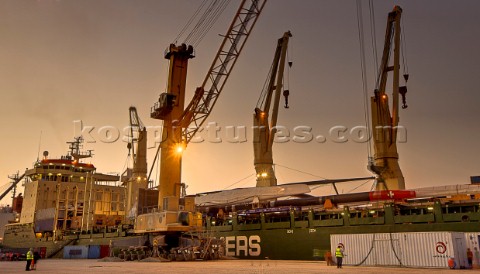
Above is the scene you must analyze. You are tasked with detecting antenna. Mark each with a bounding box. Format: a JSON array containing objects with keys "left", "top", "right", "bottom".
[{"left": 37, "top": 131, "right": 43, "bottom": 161}]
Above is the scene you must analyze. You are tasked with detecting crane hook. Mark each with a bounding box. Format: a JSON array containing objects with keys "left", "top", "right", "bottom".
[
  {"left": 283, "top": 90, "right": 290, "bottom": 108},
  {"left": 399, "top": 86, "right": 408, "bottom": 109}
]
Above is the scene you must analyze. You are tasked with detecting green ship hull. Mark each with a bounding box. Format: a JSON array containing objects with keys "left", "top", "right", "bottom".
[{"left": 203, "top": 200, "right": 480, "bottom": 260}]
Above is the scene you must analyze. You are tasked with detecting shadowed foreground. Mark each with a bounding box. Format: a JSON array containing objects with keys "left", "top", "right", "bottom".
[{"left": 0, "top": 259, "right": 462, "bottom": 274}]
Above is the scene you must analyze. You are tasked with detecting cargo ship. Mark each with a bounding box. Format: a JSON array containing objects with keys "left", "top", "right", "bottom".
[{"left": 2, "top": 2, "right": 479, "bottom": 265}]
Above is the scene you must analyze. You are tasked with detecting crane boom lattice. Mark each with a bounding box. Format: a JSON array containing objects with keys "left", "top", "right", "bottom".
[{"left": 180, "top": 0, "right": 267, "bottom": 144}]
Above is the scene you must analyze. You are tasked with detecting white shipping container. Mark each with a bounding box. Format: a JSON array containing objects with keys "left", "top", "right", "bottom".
[
  {"left": 331, "top": 232, "right": 468, "bottom": 269},
  {"left": 464, "top": 232, "right": 480, "bottom": 267},
  {"left": 464, "top": 232, "right": 480, "bottom": 251}
]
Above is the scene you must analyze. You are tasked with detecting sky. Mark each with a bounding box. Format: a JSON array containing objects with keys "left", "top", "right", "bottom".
[{"left": 1, "top": 0, "right": 479, "bottom": 205}]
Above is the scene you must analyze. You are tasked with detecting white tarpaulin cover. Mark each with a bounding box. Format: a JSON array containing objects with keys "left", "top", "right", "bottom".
[{"left": 195, "top": 184, "right": 311, "bottom": 206}]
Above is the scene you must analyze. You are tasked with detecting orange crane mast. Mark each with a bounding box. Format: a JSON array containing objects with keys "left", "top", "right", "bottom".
[{"left": 135, "top": 0, "right": 267, "bottom": 233}]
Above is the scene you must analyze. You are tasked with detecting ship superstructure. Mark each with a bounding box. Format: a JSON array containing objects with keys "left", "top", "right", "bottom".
[{"left": 3, "top": 137, "right": 127, "bottom": 251}]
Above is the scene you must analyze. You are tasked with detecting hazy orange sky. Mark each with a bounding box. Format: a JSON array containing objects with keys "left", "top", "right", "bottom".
[{"left": 1, "top": 0, "right": 479, "bottom": 205}]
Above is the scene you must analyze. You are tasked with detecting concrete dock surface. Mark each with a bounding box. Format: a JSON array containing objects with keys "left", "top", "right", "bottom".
[{"left": 0, "top": 259, "right": 465, "bottom": 273}]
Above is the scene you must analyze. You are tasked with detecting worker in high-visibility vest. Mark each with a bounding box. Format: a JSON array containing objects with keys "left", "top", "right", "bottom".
[
  {"left": 26, "top": 248, "right": 34, "bottom": 271},
  {"left": 335, "top": 245, "right": 344, "bottom": 269}
]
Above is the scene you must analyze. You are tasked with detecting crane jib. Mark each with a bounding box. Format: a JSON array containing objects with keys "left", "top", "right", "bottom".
[{"left": 183, "top": 0, "right": 267, "bottom": 144}]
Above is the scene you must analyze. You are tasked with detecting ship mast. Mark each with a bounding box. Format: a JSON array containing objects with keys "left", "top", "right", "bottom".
[{"left": 67, "top": 136, "right": 92, "bottom": 162}]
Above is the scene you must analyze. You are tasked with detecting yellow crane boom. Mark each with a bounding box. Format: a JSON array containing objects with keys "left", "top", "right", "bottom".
[
  {"left": 253, "top": 31, "right": 292, "bottom": 187},
  {"left": 368, "top": 6, "right": 409, "bottom": 190}
]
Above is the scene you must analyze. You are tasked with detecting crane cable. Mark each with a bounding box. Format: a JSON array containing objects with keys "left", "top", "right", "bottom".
[
  {"left": 285, "top": 43, "right": 293, "bottom": 107},
  {"left": 173, "top": 0, "right": 209, "bottom": 44},
  {"left": 222, "top": 173, "right": 256, "bottom": 190},
  {"left": 274, "top": 163, "right": 327, "bottom": 180},
  {"left": 191, "top": 0, "right": 231, "bottom": 48},
  {"left": 256, "top": 40, "right": 294, "bottom": 111},
  {"left": 401, "top": 16, "right": 409, "bottom": 77},
  {"left": 368, "top": 0, "right": 379, "bottom": 86},
  {"left": 355, "top": 0, "right": 373, "bottom": 161},
  {"left": 256, "top": 58, "right": 276, "bottom": 109},
  {"left": 178, "top": 0, "right": 232, "bottom": 48}
]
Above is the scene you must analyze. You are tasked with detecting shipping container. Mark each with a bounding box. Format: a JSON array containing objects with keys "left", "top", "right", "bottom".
[
  {"left": 88, "top": 245, "right": 100, "bottom": 259},
  {"left": 63, "top": 245, "right": 89, "bottom": 259},
  {"left": 100, "top": 245, "right": 110, "bottom": 258},
  {"left": 39, "top": 247, "right": 47, "bottom": 259},
  {"left": 464, "top": 233, "right": 480, "bottom": 250},
  {"left": 470, "top": 176, "right": 480, "bottom": 184},
  {"left": 464, "top": 232, "right": 480, "bottom": 267},
  {"left": 331, "top": 232, "right": 469, "bottom": 269}
]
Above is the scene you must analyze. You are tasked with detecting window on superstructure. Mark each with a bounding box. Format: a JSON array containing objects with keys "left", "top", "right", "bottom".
[{"left": 118, "top": 202, "right": 125, "bottom": 211}]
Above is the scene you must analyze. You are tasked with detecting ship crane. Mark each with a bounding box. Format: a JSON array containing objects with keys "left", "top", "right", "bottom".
[
  {"left": 124, "top": 106, "right": 148, "bottom": 221},
  {"left": 368, "top": 6, "right": 409, "bottom": 191},
  {"left": 253, "top": 31, "right": 292, "bottom": 187},
  {"left": 0, "top": 172, "right": 26, "bottom": 204},
  {"left": 136, "top": 0, "right": 266, "bottom": 233}
]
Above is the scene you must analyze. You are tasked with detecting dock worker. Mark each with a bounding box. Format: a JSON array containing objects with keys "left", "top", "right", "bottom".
[
  {"left": 109, "top": 240, "right": 114, "bottom": 257},
  {"left": 335, "top": 244, "right": 344, "bottom": 269},
  {"left": 324, "top": 250, "right": 334, "bottom": 266},
  {"left": 467, "top": 248, "right": 473, "bottom": 268},
  {"left": 26, "top": 248, "right": 33, "bottom": 271},
  {"left": 31, "top": 250, "right": 40, "bottom": 270}
]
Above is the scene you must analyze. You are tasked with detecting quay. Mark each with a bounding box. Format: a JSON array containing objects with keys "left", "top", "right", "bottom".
[{"left": 0, "top": 259, "right": 461, "bottom": 274}]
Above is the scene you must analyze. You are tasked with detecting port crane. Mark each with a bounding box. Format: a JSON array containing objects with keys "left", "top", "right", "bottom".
[
  {"left": 368, "top": 6, "right": 409, "bottom": 190},
  {"left": 135, "top": 0, "right": 267, "bottom": 233},
  {"left": 124, "top": 106, "right": 148, "bottom": 221},
  {"left": 253, "top": 31, "right": 292, "bottom": 187}
]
